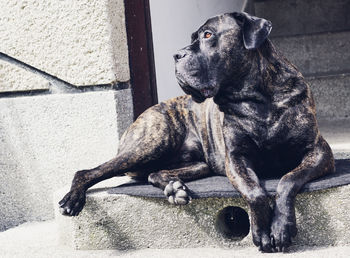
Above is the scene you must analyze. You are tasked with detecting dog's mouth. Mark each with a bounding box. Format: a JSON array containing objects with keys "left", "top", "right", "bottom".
[
  {"left": 175, "top": 67, "right": 218, "bottom": 102},
  {"left": 200, "top": 88, "right": 215, "bottom": 98},
  {"left": 181, "top": 86, "right": 205, "bottom": 103},
  {"left": 181, "top": 85, "right": 217, "bottom": 103}
]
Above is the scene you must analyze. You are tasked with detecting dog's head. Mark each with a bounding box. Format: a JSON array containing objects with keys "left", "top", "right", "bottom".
[{"left": 174, "top": 12, "right": 272, "bottom": 103}]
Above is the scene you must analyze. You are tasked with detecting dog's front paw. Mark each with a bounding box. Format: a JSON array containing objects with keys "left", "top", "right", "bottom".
[
  {"left": 252, "top": 228, "right": 273, "bottom": 253},
  {"left": 270, "top": 213, "right": 297, "bottom": 252},
  {"left": 58, "top": 189, "right": 86, "bottom": 216},
  {"left": 164, "top": 180, "right": 191, "bottom": 205}
]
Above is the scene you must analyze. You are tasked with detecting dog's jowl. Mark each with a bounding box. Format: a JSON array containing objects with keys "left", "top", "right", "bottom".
[{"left": 59, "top": 12, "right": 335, "bottom": 252}]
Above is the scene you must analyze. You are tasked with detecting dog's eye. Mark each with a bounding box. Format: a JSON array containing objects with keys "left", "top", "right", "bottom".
[{"left": 204, "top": 31, "right": 212, "bottom": 39}]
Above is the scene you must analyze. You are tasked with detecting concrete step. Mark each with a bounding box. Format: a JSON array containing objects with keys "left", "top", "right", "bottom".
[
  {"left": 55, "top": 178, "right": 350, "bottom": 250},
  {"left": 254, "top": 0, "right": 350, "bottom": 37},
  {"left": 307, "top": 73, "right": 350, "bottom": 120},
  {"left": 319, "top": 119, "right": 350, "bottom": 160},
  {"left": 272, "top": 31, "right": 350, "bottom": 77}
]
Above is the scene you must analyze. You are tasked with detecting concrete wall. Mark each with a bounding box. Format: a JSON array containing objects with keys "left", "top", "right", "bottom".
[
  {"left": 0, "top": 0, "right": 129, "bottom": 92},
  {"left": 0, "top": 90, "right": 133, "bottom": 232},
  {"left": 0, "top": 0, "right": 133, "bottom": 231},
  {"left": 150, "top": 0, "right": 246, "bottom": 102}
]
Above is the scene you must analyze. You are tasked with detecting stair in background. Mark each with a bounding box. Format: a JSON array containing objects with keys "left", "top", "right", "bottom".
[
  {"left": 254, "top": 0, "right": 350, "bottom": 38},
  {"left": 254, "top": 0, "right": 350, "bottom": 159},
  {"left": 272, "top": 31, "right": 350, "bottom": 77}
]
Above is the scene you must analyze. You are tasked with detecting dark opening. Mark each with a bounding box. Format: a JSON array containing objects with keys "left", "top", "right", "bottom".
[{"left": 215, "top": 206, "right": 250, "bottom": 240}]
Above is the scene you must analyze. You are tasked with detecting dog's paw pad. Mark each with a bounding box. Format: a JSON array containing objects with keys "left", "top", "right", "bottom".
[{"left": 164, "top": 180, "right": 191, "bottom": 205}]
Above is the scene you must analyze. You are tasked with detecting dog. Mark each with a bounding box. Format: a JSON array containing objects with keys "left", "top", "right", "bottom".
[{"left": 59, "top": 12, "right": 335, "bottom": 252}]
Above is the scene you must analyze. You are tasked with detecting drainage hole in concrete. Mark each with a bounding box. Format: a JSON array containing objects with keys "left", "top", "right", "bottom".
[{"left": 215, "top": 206, "right": 250, "bottom": 240}]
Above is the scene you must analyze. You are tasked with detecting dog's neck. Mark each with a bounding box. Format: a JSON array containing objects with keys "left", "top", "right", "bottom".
[
  {"left": 213, "top": 50, "right": 268, "bottom": 116},
  {"left": 257, "top": 40, "right": 302, "bottom": 88},
  {"left": 214, "top": 39, "right": 307, "bottom": 118}
]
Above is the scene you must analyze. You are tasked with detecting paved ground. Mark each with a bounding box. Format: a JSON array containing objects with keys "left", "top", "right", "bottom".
[{"left": 1, "top": 220, "right": 349, "bottom": 258}]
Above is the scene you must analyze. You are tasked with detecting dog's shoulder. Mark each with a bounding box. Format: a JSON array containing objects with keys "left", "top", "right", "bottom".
[
  {"left": 157, "top": 95, "right": 217, "bottom": 113},
  {"left": 261, "top": 41, "right": 315, "bottom": 110},
  {"left": 158, "top": 95, "right": 192, "bottom": 110},
  {"left": 154, "top": 96, "right": 222, "bottom": 129}
]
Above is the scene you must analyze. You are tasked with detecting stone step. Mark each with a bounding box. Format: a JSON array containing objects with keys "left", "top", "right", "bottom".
[
  {"left": 55, "top": 164, "right": 350, "bottom": 250},
  {"left": 272, "top": 31, "right": 350, "bottom": 77},
  {"left": 254, "top": 0, "right": 350, "bottom": 37},
  {"left": 307, "top": 73, "right": 350, "bottom": 120},
  {"left": 318, "top": 119, "right": 350, "bottom": 160}
]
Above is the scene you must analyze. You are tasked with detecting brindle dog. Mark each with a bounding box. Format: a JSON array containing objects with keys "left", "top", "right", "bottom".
[{"left": 59, "top": 12, "right": 335, "bottom": 252}]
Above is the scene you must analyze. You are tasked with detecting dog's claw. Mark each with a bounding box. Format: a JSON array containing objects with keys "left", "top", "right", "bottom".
[
  {"left": 253, "top": 229, "right": 273, "bottom": 253},
  {"left": 270, "top": 213, "right": 296, "bottom": 252},
  {"left": 164, "top": 181, "right": 174, "bottom": 196},
  {"left": 270, "top": 235, "right": 275, "bottom": 246},
  {"left": 164, "top": 180, "right": 191, "bottom": 205},
  {"left": 58, "top": 190, "right": 86, "bottom": 216}
]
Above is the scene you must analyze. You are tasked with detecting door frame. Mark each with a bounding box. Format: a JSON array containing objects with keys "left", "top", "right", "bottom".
[{"left": 124, "top": 0, "right": 158, "bottom": 120}]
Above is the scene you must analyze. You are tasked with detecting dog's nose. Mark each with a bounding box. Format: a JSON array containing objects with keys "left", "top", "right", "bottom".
[{"left": 173, "top": 50, "right": 187, "bottom": 62}]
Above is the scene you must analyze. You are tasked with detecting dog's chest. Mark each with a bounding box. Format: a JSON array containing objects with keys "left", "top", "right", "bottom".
[
  {"left": 190, "top": 99, "right": 226, "bottom": 174},
  {"left": 228, "top": 105, "right": 294, "bottom": 150},
  {"left": 187, "top": 98, "right": 311, "bottom": 174}
]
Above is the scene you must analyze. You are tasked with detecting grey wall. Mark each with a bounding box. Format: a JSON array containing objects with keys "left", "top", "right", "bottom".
[
  {"left": 150, "top": 0, "right": 246, "bottom": 102},
  {"left": 0, "top": 0, "right": 133, "bottom": 231}
]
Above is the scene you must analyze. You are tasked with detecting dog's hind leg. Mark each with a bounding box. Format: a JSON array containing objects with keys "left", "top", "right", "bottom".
[
  {"left": 270, "top": 136, "right": 335, "bottom": 252},
  {"left": 59, "top": 105, "right": 188, "bottom": 216},
  {"left": 148, "top": 162, "right": 211, "bottom": 205}
]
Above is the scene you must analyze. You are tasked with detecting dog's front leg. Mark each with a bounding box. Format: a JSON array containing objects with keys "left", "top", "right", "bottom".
[
  {"left": 225, "top": 152, "right": 273, "bottom": 252},
  {"left": 270, "top": 136, "right": 335, "bottom": 252},
  {"left": 58, "top": 153, "right": 135, "bottom": 216},
  {"left": 223, "top": 116, "right": 273, "bottom": 252}
]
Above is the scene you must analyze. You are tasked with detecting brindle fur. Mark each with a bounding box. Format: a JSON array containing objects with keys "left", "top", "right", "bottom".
[{"left": 59, "top": 12, "right": 335, "bottom": 252}]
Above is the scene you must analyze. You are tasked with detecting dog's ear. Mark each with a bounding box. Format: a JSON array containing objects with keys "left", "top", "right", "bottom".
[{"left": 231, "top": 12, "right": 272, "bottom": 50}]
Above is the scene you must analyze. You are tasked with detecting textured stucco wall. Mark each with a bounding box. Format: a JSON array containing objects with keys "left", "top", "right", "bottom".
[
  {"left": 0, "top": 0, "right": 129, "bottom": 92},
  {"left": 0, "top": 60, "right": 50, "bottom": 92},
  {"left": 0, "top": 0, "right": 134, "bottom": 232}
]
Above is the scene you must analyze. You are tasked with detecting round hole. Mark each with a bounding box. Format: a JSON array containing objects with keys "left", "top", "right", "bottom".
[{"left": 215, "top": 206, "right": 250, "bottom": 240}]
